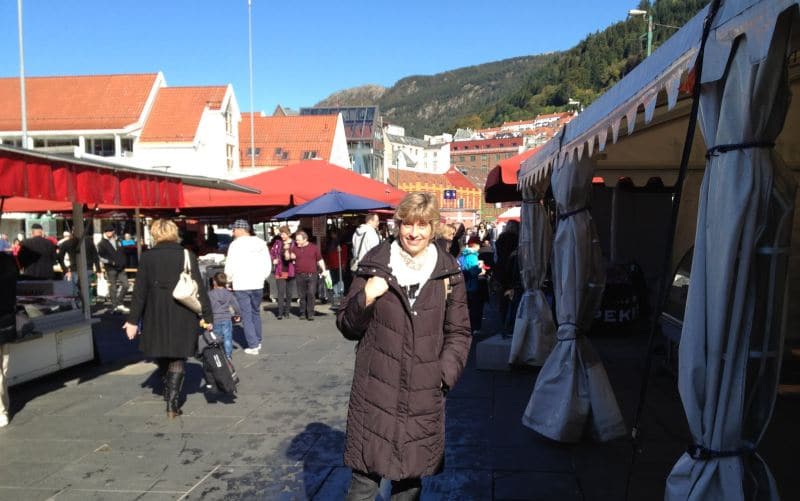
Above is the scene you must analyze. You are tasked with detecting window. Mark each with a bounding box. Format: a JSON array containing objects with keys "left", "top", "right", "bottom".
[
  {"left": 274, "top": 147, "right": 283, "bottom": 156},
  {"left": 458, "top": 198, "right": 464, "bottom": 208},
  {"left": 303, "top": 150, "right": 317, "bottom": 160},
  {"left": 33, "top": 139, "right": 45, "bottom": 147},
  {"left": 470, "top": 155, "right": 476, "bottom": 161},
  {"left": 87, "top": 138, "right": 115, "bottom": 156},
  {"left": 121, "top": 138, "right": 133, "bottom": 154},
  {"left": 227, "top": 144, "right": 235, "bottom": 170},
  {"left": 247, "top": 147, "right": 261, "bottom": 156},
  {"left": 224, "top": 104, "right": 233, "bottom": 135},
  {"left": 281, "top": 151, "right": 289, "bottom": 160}
]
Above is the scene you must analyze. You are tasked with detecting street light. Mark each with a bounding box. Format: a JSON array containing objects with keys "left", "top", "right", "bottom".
[{"left": 628, "top": 9, "right": 653, "bottom": 57}]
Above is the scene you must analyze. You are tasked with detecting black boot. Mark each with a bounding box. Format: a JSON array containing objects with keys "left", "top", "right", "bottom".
[{"left": 165, "top": 371, "right": 184, "bottom": 418}]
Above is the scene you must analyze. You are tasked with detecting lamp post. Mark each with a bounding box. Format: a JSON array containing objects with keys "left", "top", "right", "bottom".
[{"left": 628, "top": 9, "right": 653, "bottom": 57}]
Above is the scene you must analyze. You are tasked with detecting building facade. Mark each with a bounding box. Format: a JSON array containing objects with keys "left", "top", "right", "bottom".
[
  {"left": 239, "top": 112, "right": 350, "bottom": 172},
  {"left": 383, "top": 127, "right": 451, "bottom": 180},
  {"left": 0, "top": 73, "right": 242, "bottom": 179},
  {"left": 394, "top": 167, "right": 480, "bottom": 226},
  {"left": 299, "top": 106, "right": 384, "bottom": 181}
]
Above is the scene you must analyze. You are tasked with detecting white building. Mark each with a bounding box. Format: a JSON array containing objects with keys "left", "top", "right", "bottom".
[
  {"left": 383, "top": 129, "right": 451, "bottom": 179},
  {"left": 0, "top": 72, "right": 241, "bottom": 179}
]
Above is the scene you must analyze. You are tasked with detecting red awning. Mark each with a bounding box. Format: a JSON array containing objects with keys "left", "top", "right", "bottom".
[
  {"left": 0, "top": 147, "right": 182, "bottom": 208},
  {"left": 182, "top": 160, "right": 406, "bottom": 210},
  {"left": 484, "top": 147, "right": 541, "bottom": 203}
]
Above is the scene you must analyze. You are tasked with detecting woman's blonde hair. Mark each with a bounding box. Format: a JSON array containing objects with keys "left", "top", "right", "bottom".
[
  {"left": 149, "top": 219, "right": 179, "bottom": 244},
  {"left": 436, "top": 222, "right": 456, "bottom": 239},
  {"left": 394, "top": 192, "right": 439, "bottom": 231}
]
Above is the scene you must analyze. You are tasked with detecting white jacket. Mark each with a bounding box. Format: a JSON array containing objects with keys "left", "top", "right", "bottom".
[
  {"left": 352, "top": 224, "right": 380, "bottom": 264},
  {"left": 224, "top": 235, "right": 271, "bottom": 291}
]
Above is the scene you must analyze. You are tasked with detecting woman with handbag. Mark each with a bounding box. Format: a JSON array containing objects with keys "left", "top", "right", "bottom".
[{"left": 123, "top": 219, "right": 212, "bottom": 418}]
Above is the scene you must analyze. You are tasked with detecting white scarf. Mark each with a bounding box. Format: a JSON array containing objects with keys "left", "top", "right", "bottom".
[{"left": 389, "top": 240, "right": 437, "bottom": 307}]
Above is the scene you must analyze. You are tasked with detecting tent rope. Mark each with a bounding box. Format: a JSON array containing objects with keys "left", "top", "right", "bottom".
[
  {"left": 624, "top": 0, "right": 724, "bottom": 499},
  {"left": 706, "top": 141, "right": 775, "bottom": 159}
]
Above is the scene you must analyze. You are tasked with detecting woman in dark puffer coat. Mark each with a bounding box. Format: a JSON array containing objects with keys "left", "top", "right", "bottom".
[{"left": 337, "top": 193, "right": 472, "bottom": 500}]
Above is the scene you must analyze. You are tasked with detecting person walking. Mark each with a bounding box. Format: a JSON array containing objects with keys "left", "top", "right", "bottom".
[
  {"left": 18, "top": 223, "right": 57, "bottom": 280},
  {"left": 459, "top": 236, "right": 487, "bottom": 335},
  {"left": 289, "top": 230, "right": 325, "bottom": 321},
  {"left": 350, "top": 213, "right": 380, "bottom": 271},
  {"left": 123, "top": 219, "right": 213, "bottom": 418},
  {"left": 97, "top": 225, "right": 130, "bottom": 314},
  {"left": 492, "top": 220, "right": 520, "bottom": 336},
  {"left": 208, "top": 272, "right": 241, "bottom": 360},
  {"left": 57, "top": 229, "right": 101, "bottom": 299},
  {"left": 269, "top": 226, "right": 295, "bottom": 319},
  {"left": 434, "top": 222, "right": 456, "bottom": 253},
  {"left": 336, "top": 192, "right": 472, "bottom": 500},
  {"left": 224, "top": 219, "right": 270, "bottom": 355}
]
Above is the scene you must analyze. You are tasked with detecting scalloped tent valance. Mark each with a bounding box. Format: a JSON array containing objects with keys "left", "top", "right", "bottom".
[{"left": 518, "top": 0, "right": 800, "bottom": 188}]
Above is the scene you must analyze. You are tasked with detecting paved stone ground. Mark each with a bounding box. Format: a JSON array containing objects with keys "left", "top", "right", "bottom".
[{"left": 0, "top": 300, "right": 797, "bottom": 500}]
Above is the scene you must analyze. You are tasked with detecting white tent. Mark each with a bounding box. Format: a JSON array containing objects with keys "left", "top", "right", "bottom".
[{"left": 518, "top": 0, "right": 800, "bottom": 498}]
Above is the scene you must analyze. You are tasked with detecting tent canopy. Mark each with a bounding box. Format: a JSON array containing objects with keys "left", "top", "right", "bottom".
[
  {"left": 485, "top": 148, "right": 540, "bottom": 203},
  {"left": 0, "top": 144, "right": 258, "bottom": 211},
  {"left": 274, "top": 190, "right": 395, "bottom": 219},
  {"left": 182, "top": 160, "right": 406, "bottom": 211},
  {"left": 518, "top": 0, "right": 800, "bottom": 187}
]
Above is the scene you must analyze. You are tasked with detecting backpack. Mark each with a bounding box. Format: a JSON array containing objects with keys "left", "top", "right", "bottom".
[
  {"left": 456, "top": 254, "right": 468, "bottom": 271},
  {"left": 200, "top": 332, "right": 239, "bottom": 394}
]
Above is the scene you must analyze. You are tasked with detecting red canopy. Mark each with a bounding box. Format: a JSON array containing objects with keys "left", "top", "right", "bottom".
[
  {"left": 484, "top": 147, "right": 541, "bottom": 203},
  {"left": 0, "top": 148, "right": 183, "bottom": 208},
  {"left": 182, "top": 160, "right": 406, "bottom": 210}
]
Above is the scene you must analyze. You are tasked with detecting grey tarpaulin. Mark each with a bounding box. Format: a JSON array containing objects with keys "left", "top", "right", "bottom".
[
  {"left": 509, "top": 184, "right": 555, "bottom": 366},
  {"left": 665, "top": 10, "right": 797, "bottom": 501},
  {"left": 522, "top": 154, "right": 626, "bottom": 442}
]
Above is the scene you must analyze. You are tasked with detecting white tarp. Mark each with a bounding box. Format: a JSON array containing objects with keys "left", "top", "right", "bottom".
[
  {"left": 509, "top": 186, "right": 555, "bottom": 366},
  {"left": 665, "top": 9, "right": 797, "bottom": 500},
  {"left": 521, "top": 155, "right": 626, "bottom": 442}
]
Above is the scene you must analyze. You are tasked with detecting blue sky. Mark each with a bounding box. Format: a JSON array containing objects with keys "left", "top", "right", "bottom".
[{"left": 0, "top": 0, "right": 644, "bottom": 113}]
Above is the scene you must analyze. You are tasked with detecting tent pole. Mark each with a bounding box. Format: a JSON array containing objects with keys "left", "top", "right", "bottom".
[
  {"left": 72, "top": 202, "right": 91, "bottom": 320},
  {"left": 625, "top": 1, "right": 723, "bottom": 498},
  {"left": 135, "top": 208, "right": 142, "bottom": 260}
]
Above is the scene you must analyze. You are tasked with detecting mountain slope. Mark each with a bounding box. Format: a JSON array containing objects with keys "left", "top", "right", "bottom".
[{"left": 317, "top": 0, "right": 708, "bottom": 137}]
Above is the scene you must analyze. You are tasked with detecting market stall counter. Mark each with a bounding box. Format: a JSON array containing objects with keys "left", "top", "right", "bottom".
[{"left": 6, "top": 280, "right": 97, "bottom": 386}]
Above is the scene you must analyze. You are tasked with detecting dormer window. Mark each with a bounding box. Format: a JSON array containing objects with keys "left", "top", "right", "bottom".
[{"left": 303, "top": 150, "right": 318, "bottom": 160}]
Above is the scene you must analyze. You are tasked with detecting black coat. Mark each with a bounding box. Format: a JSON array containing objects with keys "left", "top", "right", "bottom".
[
  {"left": 127, "top": 242, "right": 212, "bottom": 358},
  {"left": 18, "top": 236, "right": 57, "bottom": 279},
  {"left": 97, "top": 238, "right": 127, "bottom": 271},
  {"left": 336, "top": 241, "right": 472, "bottom": 480}
]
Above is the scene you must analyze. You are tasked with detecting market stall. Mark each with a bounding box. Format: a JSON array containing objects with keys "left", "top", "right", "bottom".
[{"left": 0, "top": 144, "right": 257, "bottom": 385}]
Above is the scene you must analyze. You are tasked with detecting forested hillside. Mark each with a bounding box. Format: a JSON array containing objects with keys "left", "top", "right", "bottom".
[{"left": 316, "top": 0, "right": 708, "bottom": 137}]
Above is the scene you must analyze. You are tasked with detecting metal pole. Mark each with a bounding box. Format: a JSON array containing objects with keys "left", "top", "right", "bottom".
[
  {"left": 72, "top": 203, "right": 91, "bottom": 320},
  {"left": 247, "top": 0, "right": 256, "bottom": 170},
  {"left": 646, "top": 14, "right": 653, "bottom": 57},
  {"left": 17, "top": 0, "right": 28, "bottom": 148},
  {"left": 134, "top": 208, "right": 142, "bottom": 260}
]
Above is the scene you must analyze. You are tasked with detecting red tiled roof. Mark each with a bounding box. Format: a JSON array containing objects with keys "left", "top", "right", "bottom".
[
  {"left": 443, "top": 167, "right": 478, "bottom": 190},
  {"left": 450, "top": 137, "right": 523, "bottom": 151},
  {"left": 139, "top": 86, "right": 227, "bottom": 143},
  {"left": 239, "top": 113, "right": 338, "bottom": 167},
  {"left": 395, "top": 169, "right": 478, "bottom": 191},
  {"left": 0, "top": 73, "right": 158, "bottom": 131}
]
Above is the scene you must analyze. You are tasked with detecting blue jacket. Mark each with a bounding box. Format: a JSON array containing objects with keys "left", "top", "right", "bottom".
[{"left": 458, "top": 248, "right": 481, "bottom": 293}]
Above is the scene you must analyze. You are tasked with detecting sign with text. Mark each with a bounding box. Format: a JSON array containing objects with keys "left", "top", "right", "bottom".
[{"left": 443, "top": 189, "right": 457, "bottom": 200}]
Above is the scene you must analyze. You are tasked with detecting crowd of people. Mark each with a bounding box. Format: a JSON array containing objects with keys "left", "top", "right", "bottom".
[{"left": 1, "top": 195, "right": 522, "bottom": 498}]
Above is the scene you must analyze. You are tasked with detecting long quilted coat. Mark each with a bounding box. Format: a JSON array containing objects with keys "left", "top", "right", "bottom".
[{"left": 336, "top": 241, "right": 471, "bottom": 480}]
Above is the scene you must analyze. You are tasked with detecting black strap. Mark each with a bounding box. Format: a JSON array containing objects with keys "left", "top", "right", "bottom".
[
  {"left": 687, "top": 444, "right": 753, "bottom": 460},
  {"left": 705, "top": 141, "right": 775, "bottom": 159},
  {"left": 558, "top": 206, "right": 590, "bottom": 220}
]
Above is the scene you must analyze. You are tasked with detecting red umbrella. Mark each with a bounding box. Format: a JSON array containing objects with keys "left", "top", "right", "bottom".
[{"left": 484, "top": 147, "right": 541, "bottom": 203}]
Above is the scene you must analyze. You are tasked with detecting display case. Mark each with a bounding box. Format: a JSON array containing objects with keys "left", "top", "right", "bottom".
[{"left": 6, "top": 280, "right": 97, "bottom": 386}]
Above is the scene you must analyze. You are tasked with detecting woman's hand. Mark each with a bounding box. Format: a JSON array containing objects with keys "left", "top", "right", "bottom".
[
  {"left": 123, "top": 321, "right": 138, "bottom": 340},
  {"left": 364, "top": 276, "right": 389, "bottom": 306}
]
